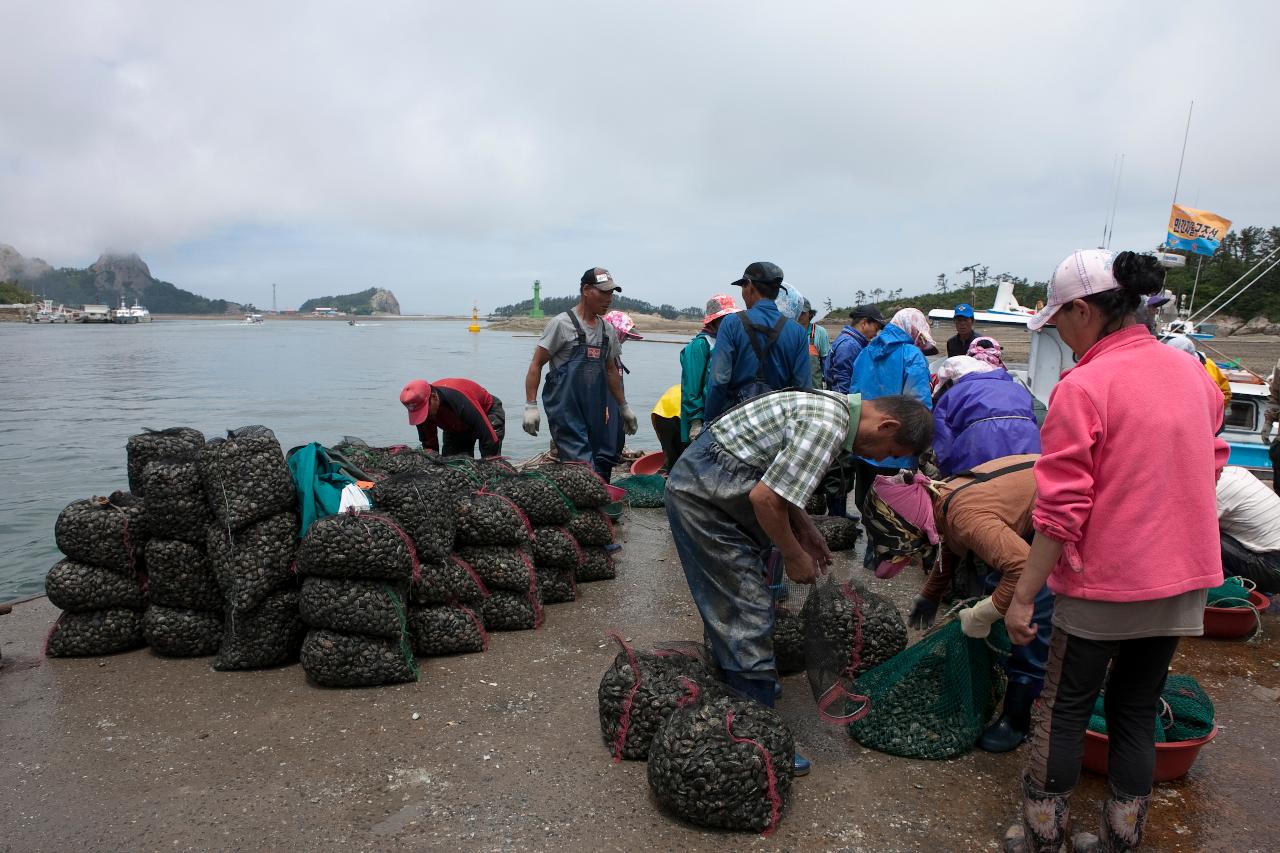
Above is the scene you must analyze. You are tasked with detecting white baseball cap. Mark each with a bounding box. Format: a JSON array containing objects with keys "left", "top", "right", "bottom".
[{"left": 1028, "top": 249, "right": 1120, "bottom": 332}]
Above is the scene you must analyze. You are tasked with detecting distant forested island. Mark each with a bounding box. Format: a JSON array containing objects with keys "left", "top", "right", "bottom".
[
  {"left": 493, "top": 293, "right": 702, "bottom": 320},
  {"left": 298, "top": 288, "right": 400, "bottom": 315}
]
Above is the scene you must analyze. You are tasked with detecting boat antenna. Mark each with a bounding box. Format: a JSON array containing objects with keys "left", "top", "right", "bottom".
[
  {"left": 1170, "top": 101, "right": 1194, "bottom": 207},
  {"left": 1102, "top": 153, "right": 1124, "bottom": 250}
]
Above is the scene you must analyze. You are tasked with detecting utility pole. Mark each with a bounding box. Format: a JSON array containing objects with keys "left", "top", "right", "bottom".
[
  {"left": 272, "top": 283, "right": 277, "bottom": 314},
  {"left": 959, "top": 263, "right": 982, "bottom": 305}
]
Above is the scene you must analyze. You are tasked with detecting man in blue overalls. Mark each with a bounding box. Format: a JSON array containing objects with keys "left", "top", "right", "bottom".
[{"left": 522, "top": 267, "right": 638, "bottom": 481}]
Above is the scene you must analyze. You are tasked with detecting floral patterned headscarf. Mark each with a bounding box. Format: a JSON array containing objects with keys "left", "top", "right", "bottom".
[
  {"left": 966, "top": 336, "right": 1005, "bottom": 368},
  {"left": 890, "top": 308, "right": 938, "bottom": 354}
]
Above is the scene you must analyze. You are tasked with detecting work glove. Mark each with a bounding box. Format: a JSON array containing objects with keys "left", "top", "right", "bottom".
[
  {"left": 522, "top": 403, "right": 540, "bottom": 437},
  {"left": 907, "top": 596, "right": 939, "bottom": 630},
  {"left": 620, "top": 404, "right": 638, "bottom": 436},
  {"left": 959, "top": 596, "right": 1002, "bottom": 639},
  {"left": 688, "top": 420, "right": 704, "bottom": 441}
]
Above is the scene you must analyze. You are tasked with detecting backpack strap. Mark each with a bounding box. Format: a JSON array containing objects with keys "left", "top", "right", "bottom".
[{"left": 940, "top": 460, "right": 1036, "bottom": 517}]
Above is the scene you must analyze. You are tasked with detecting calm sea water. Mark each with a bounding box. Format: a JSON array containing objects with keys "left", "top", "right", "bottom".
[{"left": 0, "top": 318, "right": 687, "bottom": 601}]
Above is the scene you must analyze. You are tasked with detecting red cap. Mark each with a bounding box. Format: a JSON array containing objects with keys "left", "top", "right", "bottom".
[{"left": 400, "top": 379, "right": 432, "bottom": 425}]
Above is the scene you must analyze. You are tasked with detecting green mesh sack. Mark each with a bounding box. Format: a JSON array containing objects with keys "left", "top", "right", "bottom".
[
  {"left": 1163, "top": 674, "right": 1215, "bottom": 741},
  {"left": 613, "top": 474, "right": 666, "bottom": 508},
  {"left": 1206, "top": 575, "right": 1251, "bottom": 608},
  {"left": 845, "top": 617, "right": 1010, "bottom": 760},
  {"left": 1087, "top": 695, "right": 1168, "bottom": 743}
]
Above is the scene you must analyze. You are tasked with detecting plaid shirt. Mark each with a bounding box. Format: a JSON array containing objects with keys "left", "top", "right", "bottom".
[{"left": 710, "top": 390, "right": 859, "bottom": 507}]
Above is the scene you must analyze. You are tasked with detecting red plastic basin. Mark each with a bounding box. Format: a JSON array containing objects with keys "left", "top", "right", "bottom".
[
  {"left": 1202, "top": 589, "right": 1269, "bottom": 639},
  {"left": 629, "top": 451, "right": 666, "bottom": 476},
  {"left": 1082, "top": 726, "right": 1218, "bottom": 782}
]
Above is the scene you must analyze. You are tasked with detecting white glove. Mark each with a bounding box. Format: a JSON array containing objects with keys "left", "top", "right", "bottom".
[
  {"left": 688, "top": 420, "right": 704, "bottom": 441},
  {"left": 522, "top": 403, "right": 540, "bottom": 437},
  {"left": 620, "top": 404, "right": 638, "bottom": 436},
  {"left": 959, "top": 596, "right": 1002, "bottom": 639}
]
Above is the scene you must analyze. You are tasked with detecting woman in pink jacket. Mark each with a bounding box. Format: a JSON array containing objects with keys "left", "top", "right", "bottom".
[{"left": 998, "top": 250, "right": 1227, "bottom": 853}]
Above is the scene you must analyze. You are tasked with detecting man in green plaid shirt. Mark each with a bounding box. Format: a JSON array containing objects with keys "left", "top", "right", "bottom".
[{"left": 665, "top": 390, "right": 932, "bottom": 773}]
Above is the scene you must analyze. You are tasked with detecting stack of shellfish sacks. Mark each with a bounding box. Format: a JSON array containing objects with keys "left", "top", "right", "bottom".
[{"left": 43, "top": 433, "right": 623, "bottom": 689}]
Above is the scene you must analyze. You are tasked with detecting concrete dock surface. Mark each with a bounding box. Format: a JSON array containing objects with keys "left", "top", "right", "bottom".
[{"left": 2, "top": 509, "right": 1277, "bottom": 852}]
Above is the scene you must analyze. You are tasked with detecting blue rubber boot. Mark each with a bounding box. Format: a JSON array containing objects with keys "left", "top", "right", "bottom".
[{"left": 793, "top": 753, "right": 811, "bottom": 777}]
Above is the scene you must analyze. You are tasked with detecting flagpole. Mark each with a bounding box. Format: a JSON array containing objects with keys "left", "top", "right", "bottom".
[
  {"left": 1188, "top": 256, "right": 1203, "bottom": 314},
  {"left": 1171, "top": 101, "right": 1194, "bottom": 206}
]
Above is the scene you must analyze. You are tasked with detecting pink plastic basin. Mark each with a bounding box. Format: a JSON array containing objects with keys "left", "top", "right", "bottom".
[
  {"left": 1082, "top": 726, "right": 1218, "bottom": 782},
  {"left": 1202, "top": 589, "right": 1269, "bottom": 639},
  {"left": 629, "top": 451, "right": 666, "bottom": 476}
]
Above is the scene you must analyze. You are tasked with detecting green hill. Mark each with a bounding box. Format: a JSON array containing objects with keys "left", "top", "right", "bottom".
[
  {"left": 493, "top": 293, "right": 701, "bottom": 320},
  {"left": 298, "top": 287, "right": 400, "bottom": 316}
]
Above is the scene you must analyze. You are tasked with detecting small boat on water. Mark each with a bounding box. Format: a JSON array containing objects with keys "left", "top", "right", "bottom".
[
  {"left": 26, "top": 300, "right": 71, "bottom": 323},
  {"left": 244, "top": 313, "right": 264, "bottom": 324},
  {"left": 111, "top": 296, "right": 152, "bottom": 324}
]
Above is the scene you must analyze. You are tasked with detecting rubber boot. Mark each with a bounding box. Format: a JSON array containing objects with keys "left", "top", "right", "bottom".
[
  {"left": 980, "top": 680, "right": 1037, "bottom": 753},
  {"left": 826, "top": 494, "right": 848, "bottom": 518},
  {"left": 1002, "top": 774, "right": 1071, "bottom": 853},
  {"left": 793, "top": 753, "right": 811, "bottom": 777},
  {"left": 1071, "top": 785, "right": 1151, "bottom": 853}
]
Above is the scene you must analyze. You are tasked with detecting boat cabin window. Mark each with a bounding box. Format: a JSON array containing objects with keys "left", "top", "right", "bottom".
[{"left": 1223, "top": 399, "right": 1257, "bottom": 431}]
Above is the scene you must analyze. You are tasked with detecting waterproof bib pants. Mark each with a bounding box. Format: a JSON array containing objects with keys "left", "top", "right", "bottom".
[{"left": 543, "top": 311, "right": 614, "bottom": 482}]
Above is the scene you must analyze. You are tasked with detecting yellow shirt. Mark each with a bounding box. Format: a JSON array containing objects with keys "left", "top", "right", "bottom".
[
  {"left": 1204, "top": 359, "right": 1231, "bottom": 403},
  {"left": 652, "top": 384, "right": 681, "bottom": 418}
]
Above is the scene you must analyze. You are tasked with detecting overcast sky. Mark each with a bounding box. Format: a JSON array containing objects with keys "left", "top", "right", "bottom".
[{"left": 2, "top": 1, "right": 1276, "bottom": 314}]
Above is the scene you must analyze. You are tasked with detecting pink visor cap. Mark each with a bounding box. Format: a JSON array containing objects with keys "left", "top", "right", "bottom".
[{"left": 1028, "top": 249, "right": 1121, "bottom": 332}]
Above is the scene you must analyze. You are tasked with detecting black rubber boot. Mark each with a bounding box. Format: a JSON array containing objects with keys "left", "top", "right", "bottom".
[
  {"left": 826, "top": 494, "right": 848, "bottom": 518},
  {"left": 980, "top": 679, "right": 1036, "bottom": 753}
]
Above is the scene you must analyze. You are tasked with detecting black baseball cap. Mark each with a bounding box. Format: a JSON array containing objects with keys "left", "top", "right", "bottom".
[
  {"left": 730, "top": 261, "right": 786, "bottom": 291},
  {"left": 850, "top": 305, "right": 886, "bottom": 326},
  {"left": 580, "top": 267, "right": 622, "bottom": 293}
]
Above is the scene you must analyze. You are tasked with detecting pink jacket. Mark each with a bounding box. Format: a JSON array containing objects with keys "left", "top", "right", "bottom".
[{"left": 1033, "top": 326, "right": 1227, "bottom": 601}]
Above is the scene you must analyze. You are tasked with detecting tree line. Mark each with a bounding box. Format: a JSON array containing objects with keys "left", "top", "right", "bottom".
[{"left": 492, "top": 293, "right": 703, "bottom": 320}]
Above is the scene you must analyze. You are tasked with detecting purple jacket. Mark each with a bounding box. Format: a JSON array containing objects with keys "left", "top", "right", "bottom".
[{"left": 933, "top": 369, "right": 1041, "bottom": 476}]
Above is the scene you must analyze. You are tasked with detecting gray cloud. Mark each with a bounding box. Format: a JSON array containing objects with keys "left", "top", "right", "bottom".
[{"left": 1, "top": 1, "right": 1276, "bottom": 312}]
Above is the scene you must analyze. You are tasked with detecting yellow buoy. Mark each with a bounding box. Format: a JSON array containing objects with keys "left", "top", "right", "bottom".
[{"left": 468, "top": 303, "right": 481, "bottom": 333}]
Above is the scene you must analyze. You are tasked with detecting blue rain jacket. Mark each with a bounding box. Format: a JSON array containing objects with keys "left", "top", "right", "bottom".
[
  {"left": 824, "top": 325, "right": 872, "bottom": 393},
  {"left": 850, "top": 323, "right": 932, "bottom": 468},
  {"left": 704, "top": 299, "right": 811, "bottom": 421}
]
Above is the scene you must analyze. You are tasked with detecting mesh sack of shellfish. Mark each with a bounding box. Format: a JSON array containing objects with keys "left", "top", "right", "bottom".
[
  {"left": 294, "top": 510, "right": 418, "bottom": 582},
  {"left": 481, "top": 472, "right": 575, "bottom": 526},
  {"left": 597, "top": 633, "right": 724, "bottom": 761},
  {"left": 804, "top": 489, "right": 827, "bottom": 515},
  {"left": 803, "top": 576, "right": 907, "bottom": 724},
  {"left": 55, "top": 492, "right": 148, "bottom": 575},
  {"left": 479, "top": 589, "right": 543, "bottom": 632},
  {"left": 44, "top": 608, "right": 146, "bottom": 657},
  {"left": 530, "top": 461, "right": 610, "bottom": 509},
  {"left": 454, "top": 492, "right": 533, "bottom": 547},
  {"left": 331, "top": 438, "right": 398, "bottom": 480},
  {"left": 847, "top": 617, "right": 1010, "bottom": 759},
  {"left": 383, "top": 447, "right": 450, "bottom": 476},
  {"left": 126, "top": 427, "right": 205, "bottom": 496},
  {"left": 368, "top": 471, "right": 461, "bottom": 562},
  {"left": 45, "top": 559, "right": 147, "bottom": 613},
  {"left": 407, "top": 603, "right": 488, "bottom": 656},
  {"left": 575, "top": 546, "right": 617, "bottom": 583},
  {"left": 446, "top": 456, "right": 518, "bottom": 485},
  {"left": 409, "top": 555, "right": 489, "bottom": 606},
  {"left": 143, "top": 605, "right": 224, "bottom": 657},
  {"left": 451, "top": 545, "right": 537, "bottom": 593},
  {"left": 140, "top": 456, "right": 213, "bottom": 543},
  {"left": 214, "top": 588, "right": 305, "bottom": 671},
  {"left": 300, "top": 628, "right": 419, "bottom": 688},
  {"left": 567, "top": 509, "right": 614, "bottom": 547},
  {"left": 772, "top": 604, "right": 806, "bottom": 675},
  {"left": 535, "top": 564, "right": 576, "bottom": 604},
  {"left": 199, "top": 426, "right": 297, "bottom": 531},
  {"left": 206, "top": 511, "right": 298, "bottom": 613},
  {"left": 647, "top": 679, "right": 794, "bottom": 836},
  {"left": 529, "top": 525, "right": 583, "bottom": 570},
  {"left": 811, "top": 515, "right": 860, "bottom": 551},
  {"left": 145, "top": 539, "right": 224, "bottom": 612},
  {"left": 299, "top": 577, "right": 411, "bottom": 640}
]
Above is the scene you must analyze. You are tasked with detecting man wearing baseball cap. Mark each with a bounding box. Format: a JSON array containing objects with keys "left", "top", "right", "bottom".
[
  {"left": 946, "top": 303, "right": 978, "bottom": 357},
  {"left": 825, "top": 305, "right": 886, "bottom": 394},
  {"left": 703, "top": 262, "right": 811, "bottom": 421},
  {"left": 522, "top": 267, "right": 637, "bottom": 481},
  {"left": 400, "top": 378, "right": 504, "bottom": 457}
]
